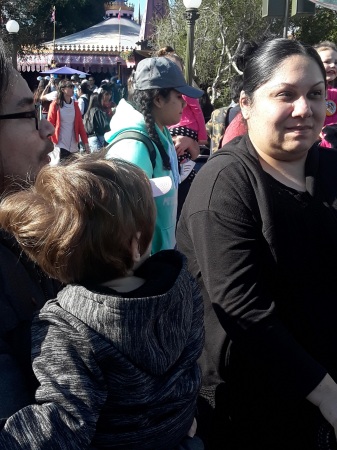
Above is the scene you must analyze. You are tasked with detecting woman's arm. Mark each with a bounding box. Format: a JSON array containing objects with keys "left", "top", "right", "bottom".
[
  {"left": 74, "top": 103, "right": 89, "bottom": 150},
  {"left": 47, "top": 102, "right": 57, "bottom": 127},
  {"left": 307, "top": 374, "right": 337, "bottom": 438},
  {"left": 172, "top": 135, "right": 200, "bottom": 159},
  {"left": 77, "top": 97, "right": 85, "bottom": 117}
]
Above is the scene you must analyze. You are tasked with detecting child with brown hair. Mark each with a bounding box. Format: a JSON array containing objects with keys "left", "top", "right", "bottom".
[{"left": 0, "top": 156, "right": 204, "bottom": 450}]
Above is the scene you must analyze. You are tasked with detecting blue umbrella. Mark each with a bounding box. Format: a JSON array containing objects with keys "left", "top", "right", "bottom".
[{"left": 40, "top": 66, "right": 89, "bottom": 76}]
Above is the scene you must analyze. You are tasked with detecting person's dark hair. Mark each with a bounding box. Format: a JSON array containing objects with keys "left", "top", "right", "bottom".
[
  {"left": 71, "top": 74, "right": 79, "bottom": 82},
  {"left": 199, "top": 90, "right": 214, "bottom": 123},
  {"left": 86, "top": 92, "right": 103, "bottom": 112},
  {"left": 127, "top": 71, "right": 135, "bottom": 101},
  {"left": 56, "top": 79, "right": 74, "bottom": 107},
  {"left": 78, "top": 80, "right": 91, "bottom": 97},
  {"left": 91, "top": 84, "right": 112, "bottom": 108},
  {"left": 34, "top": 79, "right": 49, "bottom": 104},
  {"left": 230, "top": 75, "right": 244, "bottom": 103},
  {"left": 97, "top": 82, "right": 113, "bottom": 98},
  {"left": 157, "top": 45, "right": 175, "bottom": 55},
  {"left": 236, "top": 38, "right": 327, "bottom": 102},
  {"left": 132, "top": 88, "right": 173, "bottom": 170},
  {"left": 0, "top": 156, "right": 156, "bottom": 284}
]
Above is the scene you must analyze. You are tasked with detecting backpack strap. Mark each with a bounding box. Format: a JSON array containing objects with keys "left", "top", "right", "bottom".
[
  {"left": 224, "top": 107, "right": 232, "bottom": 129},
  {"left": 105, "top": 130, "right": 156, "bottom": 171}
]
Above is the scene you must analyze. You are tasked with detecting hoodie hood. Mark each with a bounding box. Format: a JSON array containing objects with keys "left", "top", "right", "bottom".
[
  {"left": 56, "top": 250, "right": 203, "bottom": 376},
  {"left": 104, "top": 99, "right": 147, "bottom": 143}
]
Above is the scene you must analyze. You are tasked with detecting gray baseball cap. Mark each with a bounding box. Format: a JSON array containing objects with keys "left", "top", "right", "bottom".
[{"left": 134, "top": 57, "right": 203, "bottom": 98}]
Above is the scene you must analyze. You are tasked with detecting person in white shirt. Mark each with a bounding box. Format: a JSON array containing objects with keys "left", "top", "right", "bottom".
[{"left": 47, "top": 80, "right": 89, "bottom": 159}]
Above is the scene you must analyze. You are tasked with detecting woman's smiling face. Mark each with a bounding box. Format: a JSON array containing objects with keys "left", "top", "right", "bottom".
[{"left": 240, "top": 54, "right": 326, "bottom": 163}]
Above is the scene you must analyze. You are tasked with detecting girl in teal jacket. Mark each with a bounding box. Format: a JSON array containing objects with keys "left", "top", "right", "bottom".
[{"left": 105, "top": 57, "right": 203, "bottom": 254}]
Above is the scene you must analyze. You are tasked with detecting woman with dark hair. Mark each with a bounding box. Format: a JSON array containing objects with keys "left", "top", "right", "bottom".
[
  {"left": 33, "top": 78, "right": 49, "bottom": 115},
  {"left": 105, "top": 56, "right": 203, "bottom": 254},
  {"left": 99, "top": 81, "right": 115, "bottom": 118},
  {"left": 77, "top": 80, "right": 91, "bottom": 117},
  {"left": 177, "top": 38, "right": 337, "bottom": 450},
  {"left": 83, "top": 91, "right": 111, "bottom": 152},
  {"left": 47, "top": 79, "right": 90, "bottom": 159}
]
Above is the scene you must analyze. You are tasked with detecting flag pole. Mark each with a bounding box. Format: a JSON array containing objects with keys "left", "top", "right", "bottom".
[
  {"left": 118, "top": 7, "right": 121, "bottom": 52},
  {"left": 52, "top": 6, "right": 56, "bottom": 53}
]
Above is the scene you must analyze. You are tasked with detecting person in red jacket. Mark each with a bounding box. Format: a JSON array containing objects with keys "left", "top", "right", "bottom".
[{"left": 48, "top": 80, "right": 89, "bottom": 160}]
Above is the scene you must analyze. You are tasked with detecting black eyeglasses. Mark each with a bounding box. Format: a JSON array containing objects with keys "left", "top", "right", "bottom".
[
  {"left": 0, "top": 108, "right": 40, "bottom": 131},
  {"left": 64, "top": 84, "right": 74, "bottom": 89}
]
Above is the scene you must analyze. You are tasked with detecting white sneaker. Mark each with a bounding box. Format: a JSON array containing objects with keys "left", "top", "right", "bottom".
[{"left": 180, "top": 160, "right": 196, "bottom": 182}]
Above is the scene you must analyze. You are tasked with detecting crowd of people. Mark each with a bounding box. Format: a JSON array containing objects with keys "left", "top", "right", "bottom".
[{"left": 1, "top": 32, "right": 337, "bottom": 450}]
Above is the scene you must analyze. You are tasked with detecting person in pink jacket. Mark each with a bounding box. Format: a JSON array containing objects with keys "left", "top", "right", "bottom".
[
  {"left": 48, "top": 80, "right": 89, "bottom": 160},
  {"left": 314, "top": 41, "right": 337, "bottom": 127},
  {"left": 157, "top": 47, "right": 207, "bottom": 218}
]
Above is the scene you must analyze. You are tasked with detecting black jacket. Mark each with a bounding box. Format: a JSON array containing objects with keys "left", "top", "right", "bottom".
[
  {"left": 0, "top": 230, "right": 59, "bottom": 420},
  {"left": 177, "top": 135, "right": 337, "bottom": 432}
]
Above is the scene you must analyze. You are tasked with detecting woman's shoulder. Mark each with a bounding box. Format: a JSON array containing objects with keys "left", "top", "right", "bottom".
[
  {"left": 209, "top": 136, "right": 255, "bottom": 168},
  {"left": 49, "top": 99, "right": 58, "bottom": 108}
]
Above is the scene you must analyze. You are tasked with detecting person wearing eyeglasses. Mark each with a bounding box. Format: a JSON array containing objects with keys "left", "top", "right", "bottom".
[
  {"left": 88, "top": 75, "right": 97, "bottom": 92},
  {"left": 0, "top": 38, "right": 60, "bottom": 421},
  {"left": 47, "top": 80, "right": 90, "bottom": 160}
]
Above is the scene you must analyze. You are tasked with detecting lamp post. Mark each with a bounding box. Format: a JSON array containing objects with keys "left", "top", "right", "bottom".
[
  {"left": 183, "top": 0, "right": 202, "bottom": 86},
  {"left": 6, "top": 20, "right": 20, "bottom": 70},
  {"left": 283, "top": 0, "right": 290, "bottom": 38}
]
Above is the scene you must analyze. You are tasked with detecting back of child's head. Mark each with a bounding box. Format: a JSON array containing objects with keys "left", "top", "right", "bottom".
[{"left": 0, "top": 156, "right": 156, "bottom": 285}]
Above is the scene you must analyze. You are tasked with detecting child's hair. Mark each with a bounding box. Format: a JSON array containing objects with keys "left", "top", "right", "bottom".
[
  {"left": 0, "top": 156, "right": 156, "bottom": 284},
  {"left": 314, "top": 41, "right": 337, "bottom": 53}
]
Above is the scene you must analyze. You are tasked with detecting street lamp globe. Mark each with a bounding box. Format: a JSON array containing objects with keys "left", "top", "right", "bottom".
[
  {"left": 6, "top": 20, "right": 20, "bottom": 34},
  {"left": 183, "top": 0, "right": 202, "bottom": 8}
]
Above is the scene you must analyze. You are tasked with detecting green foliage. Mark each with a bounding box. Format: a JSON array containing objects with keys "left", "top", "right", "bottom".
[
  {"left": 150, "top": 1, "right": 337, "bottom": 104},
  {"left": 290, "top": 6, "right": 337, "bottom": 45},
  {"left": 0, "top": 0, "right": 106, "bottom": 52},
  {"left": 150, "top": 0, "right": 277, "bottom": 104}
]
